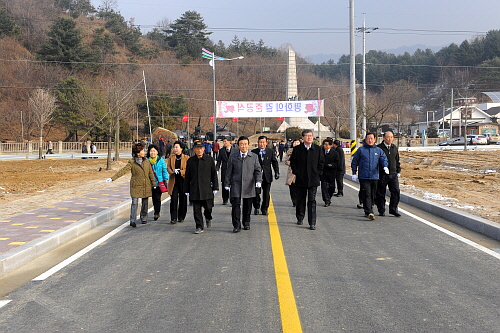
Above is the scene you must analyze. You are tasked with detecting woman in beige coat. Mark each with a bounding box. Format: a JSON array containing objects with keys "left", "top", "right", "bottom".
[
  {"left": 285, "top": 139, "right": 301, "bottom": 207},
  {"left": 107, "top": 143, "right": 156, "bottom": 228},
  {"left": 167, "top": 141, "right": 189, "bottom": 224}
]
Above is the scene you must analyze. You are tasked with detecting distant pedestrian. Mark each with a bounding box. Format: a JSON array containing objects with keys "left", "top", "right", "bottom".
[
  {"left": 82, "top": 141, "right": 88, "bottom": 159},
  {"left": 158, "top": 137, "right": 165, "bottom": 157},
  {"left": 107, "top": 142, "right": 156, "bottom": 228},
  {"left": 46, "top": 141, "right": 54, "bottom": 154},
  {"left": 167, "top": 141, "right": 189, "bottom": 224},
  {"left": 375, "top": 131, "right": 401, "bottom": 217},
  {"left": 91, "top": 142, "right": 97, "bottom": 158},
  {"left": 278, "top": 141, "right": 285, "bottom": 162},
  {"left": 290, "top": 129, "right": 325, "bottom": 230},
  {"left": 165, "top": 140, "right": 172, "bottom": 158},
  {"left": 224, "top": 136, "right": 262, "bottom": 233},
  {"left": 212, "top": 140, "right": 220, "bottom": 160},
  {"left": 203, "top": 140, "right": 212, "bottom": 155},
  {"left": 184, "top": 140, "right": 219, "bottom": 234},
  {"left": 147, "top": 144, "right": 169, "bottom": 221},
  {"left": 351, "top": 132, "right": 389, "bottom": 220}
]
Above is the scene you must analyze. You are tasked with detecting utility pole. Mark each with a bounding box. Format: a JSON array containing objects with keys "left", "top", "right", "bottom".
[
  {"left": 349, "top": 0, "right": 357, "bottom": 142},
  {"left": 356, "top": 14, "right": 378, "bottom": 138}
]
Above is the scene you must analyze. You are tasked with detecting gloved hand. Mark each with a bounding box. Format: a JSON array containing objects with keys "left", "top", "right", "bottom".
[
  {"left": 327, "top": 164, "right": 333, "bottom": 168},
  {"left": 275, "top": 173, "right": 280, "bottom": 180},
  {"left": 213, "top": 190, "right": 218, "bottom": 195},
  {"left": 351, "top": 174, "right": 357, "bottom": 182},
  {"left": 397, "top": 173, "right": 401, "bottom": 178},
  {"left": 185, "top": 193, "right": 190, "bottom": 196},
  {"left": 174, "top": 169, "right": 180, "bottom": 174},
  {"left": 256, "top": 182, "right": 262, "bottom": 188},
  {"left": 153, "top": 187, "right": 157, "bottom": 190},
  {"left": 384, "top": 167, "right": 389, "bottom": 174},
  {"left": 224, "top": 186, "right": 230, "bottom": 191},
  {"left": 106, "top": 178, "right": 112, "bottom": 183}
]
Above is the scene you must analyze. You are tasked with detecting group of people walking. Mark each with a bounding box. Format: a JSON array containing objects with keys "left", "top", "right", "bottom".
[{"left": 106, "top": 130, "right": 401, "bottom": 232}]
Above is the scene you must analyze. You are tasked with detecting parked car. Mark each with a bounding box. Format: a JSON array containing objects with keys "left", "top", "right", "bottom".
[
  {"left": 484, "top": 133, "right": 500, "bottom": 144},
  {"left": 438, "top": 137, "right": 465, "bottom": 146},
  {"left": 466, "top": 135, "right": 488, "bottom": 145}
]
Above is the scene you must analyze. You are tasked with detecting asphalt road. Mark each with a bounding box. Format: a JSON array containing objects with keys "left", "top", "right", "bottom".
[{"left": 1, "top": 164, "right": 500, "bottom": 332}]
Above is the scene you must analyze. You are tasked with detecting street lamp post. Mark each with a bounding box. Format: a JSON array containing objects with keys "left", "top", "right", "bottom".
[{"left": 202, "top": 48, "right": 243, "bottom": 142}]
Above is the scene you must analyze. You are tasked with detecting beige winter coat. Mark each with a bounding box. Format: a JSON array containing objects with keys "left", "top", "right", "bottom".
[
  {"left": 111, "top": 158, "right": 156, "bottom": 198},
  {"left": 284, "top": 148, "right": 296, "bottom": 186}
]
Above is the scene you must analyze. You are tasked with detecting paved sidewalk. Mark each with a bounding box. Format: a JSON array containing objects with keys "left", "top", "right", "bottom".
[{"left": 0, "top": 182, "right": 131, "bottom": 276}]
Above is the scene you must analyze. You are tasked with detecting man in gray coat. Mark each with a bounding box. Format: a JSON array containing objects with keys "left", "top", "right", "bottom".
[{"left": 224, "top": 136, "right": 262, "bottom": 233}]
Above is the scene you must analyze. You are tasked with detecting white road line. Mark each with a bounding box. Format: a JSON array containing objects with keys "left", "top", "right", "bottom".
[
  {"left": 344, "top": 182, "right": 500, "bottom": 260},
  {"left": 0, "top": 300, "right": 12, "bottom": 309},
  {"left": 32, "top": 197, "right": 171, "bottom": 281}
]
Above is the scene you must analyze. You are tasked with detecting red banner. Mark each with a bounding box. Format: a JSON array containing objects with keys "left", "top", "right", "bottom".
[
  {"left": 181, "top": 114, "right": 189, "bottom": 122},
  {"left": 209, "top": 116, "right": 214, "bottom": 123},
  {"left": 276, "top": 117, "right": 285, "bottom": 121},
  {"left": 232, "top": 117, "right": 238, "bottom": 122}
]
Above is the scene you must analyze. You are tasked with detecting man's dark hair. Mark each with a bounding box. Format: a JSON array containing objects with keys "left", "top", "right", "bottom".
[
  {"left": 366, "top": 132, "right": 376, "bottom": 139},
  {"left": 146, "top": 144, "right": 160, "bottom": 158},
  {"left": 323, "top": 138, "right": 334, "bottom": 146},
  {"left": 258, "top": 135, "right": 268, "bottom": 142},
  {"left": 383, "top": 130, "right": 394, "bottom": 137},
  {"left": 132, "top": 142, "right": 144, "bottom": 156},
  {"left": 237, "top": 136, "right": 249, "bottom": 144},
  {"left": 301, "top": 129, "right": 313, "bottom": 137},
  {"left": 333, "top": 139, "right": 341, "bottom": 146}
]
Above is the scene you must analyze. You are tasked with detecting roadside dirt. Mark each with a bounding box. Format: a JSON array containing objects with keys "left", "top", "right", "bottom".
[{"left": 1, "top": 150, "right": 500, "bottom": 223}]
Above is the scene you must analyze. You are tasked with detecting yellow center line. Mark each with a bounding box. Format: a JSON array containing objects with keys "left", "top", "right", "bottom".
[{"left": 268, "top": 195, "right": 303, "bottom": 333}]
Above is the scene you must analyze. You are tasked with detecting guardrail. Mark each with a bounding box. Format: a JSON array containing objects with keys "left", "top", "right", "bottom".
[{"left": 0, "top": 141, "right": 134, "bottom": 154}]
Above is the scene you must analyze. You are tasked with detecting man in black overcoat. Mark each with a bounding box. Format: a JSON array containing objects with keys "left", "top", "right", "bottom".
[
  {"left": 332, "top": 139, "right": 345, "bottom": 196},
  {"left": 290, "top": 129, "right": 325, "bottom": 230},
  {"left": 216, "top": 138, "right": 238, "bottom": 205},
  {"left": 184, "top": 140, "right": 219, "bottom": 234},
  {"left": 251, "top": 135, "right": 280, "bottom": 215},
  {"left": 321, "top": 138, "right": 339, "bottom": 207}
]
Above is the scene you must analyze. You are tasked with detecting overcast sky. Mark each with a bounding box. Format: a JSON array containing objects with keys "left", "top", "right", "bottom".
[{"left": 90, "top": 0, "right": 500, "bottom": 58}]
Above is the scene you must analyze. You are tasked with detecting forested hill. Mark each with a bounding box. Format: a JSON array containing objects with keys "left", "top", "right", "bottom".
[{"left": 313, "top": 30, "right": 500, "bottom": 91}]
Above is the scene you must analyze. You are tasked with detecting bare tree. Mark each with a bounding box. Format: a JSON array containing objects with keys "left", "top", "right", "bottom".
[{"left": 28, "top": 88, "right": 57, "bottom": 158}]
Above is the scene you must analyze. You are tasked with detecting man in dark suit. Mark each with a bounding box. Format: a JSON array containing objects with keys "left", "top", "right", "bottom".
[
  {"left": 251, "top": 135, "right": 279, "bottom": 215},
  {"left": 375, "top": 131, "right": 401, "bottom": 217},
  {"left": 216, "top": 138, "right": 237, "bottom": 205},
  {"left": 321, "top": 138, "right": 339, "bottom": 207},
  {"left": 184, "top": 140, "right": 219, "bottom": 234},
  {"left": 332, "top": 139, "right": 345, "bottom": 196},
  {"left": 290, "top": 129, "right": 325, "bottom": 230},
  {"left": 224, "top": 136, "right": 262, "bottom": 232}
]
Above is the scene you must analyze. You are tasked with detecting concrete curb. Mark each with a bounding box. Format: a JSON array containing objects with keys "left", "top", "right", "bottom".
[
  {"left": 0, "top": 199, "right": 131, "bottom": 277},
  {"left": 344, "top": 174, "right": 500, "bottom": 241}
]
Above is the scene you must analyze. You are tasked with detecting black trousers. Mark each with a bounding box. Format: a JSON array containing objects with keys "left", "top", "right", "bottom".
[
  {"left": 192, "top": 199, "right": 213, "bottom": 230},
  {"left": 253, "top": 179, "right": 271, "bottom": 213},
  {"left": 213, "top": 151, "right": 219, "bottom": 160},
  {"left": 375, "top": 174, "right": 400, "bottom": 214},
  {"left": 288, "top": 183, "right": 298, "bottom": 206},
  {"left": 320, "top": 179, "right": 335, "bottom": 204},
  {"left": 359, "top": 179, "right": 378, "bottom": 215},
  {"left": 231, "top": 197, "right": 253, "bottom": 229},
  {"left": 333, "top": 172, "right": 345, "bottom": 195},
  {"left": 151, "top": 186, "right": 163, "bottom": 215},
  {"left": 221, "top": 181, "right": 230, "bottom": 203},
  {"left": 170, "top": 182, "right": 187, "bottom": 221},
  {"left": 295, "top": 186, "right": 318, "bottom": 225}
]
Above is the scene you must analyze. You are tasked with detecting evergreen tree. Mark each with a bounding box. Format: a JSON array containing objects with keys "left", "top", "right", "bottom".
[
  {"left": 137, "top": 94, "right": 188, "bottom": 131},
  {"left": 37, "top": 17, "right": 97, "bottom": 69},
  {"left": 427, "top": 122, "right": 438, "bottom": 138},
  {"left": 165, "top": 11, "right": 212, "bottom": 59},
  {"left": 0, "top": 6, "right": 20, "bottom": 37},
  {"left": 53, "top": 77, "right": 88, "bottom": 141}
]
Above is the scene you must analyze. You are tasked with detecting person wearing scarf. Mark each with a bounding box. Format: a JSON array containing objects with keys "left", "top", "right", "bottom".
[{"left": 148, "top": 144, "right": 169, "bottom": 221}]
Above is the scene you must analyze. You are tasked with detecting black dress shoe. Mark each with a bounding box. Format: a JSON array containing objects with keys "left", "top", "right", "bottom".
[
  {"left": 206, "top": 220, "right": 211, "bottom": 228},
  {"left": 222, "top": 201, "right": 228, "bottom": 205},
  {"left": 254, "top": 208, "right": 259, "bottom": 215},
  {"left": 243, "top": 226, "right": 250, "bottom": 230},
  {"left": 177, "top": 220, "right": 184, "bottom": 223},
  {"left": 310, "top": 225, "right": 316, "bottom": 230},
  {"left": 356, "top": 204, "right": 363, "bottom": 209},
  {"left": 170, "top": 220, "right": 177, "bottom": 224},
  {"left": 378, "top": 213, "right": 385, "bottom": 216},
  {"left": 233, "top": 228, "right": 241, "bottom": 233},
  {"left": 324, "top": 203, "right": 330, "bottom": 207},
  {"left": 390, "top": 211, "right": 401, "bottom": 217},
  {"left": 334, "top": 193, "right": 343, "bottom": 197},
  {"left": 130, "top": 221, "right": 136, "bottom": 228},
  {"left": 141, "top": 220, "right": 147, "bottom": 224},
  {"left": 153, "top": 214, "right": 159, "bottom": 221},
  {"left": 297, "top": 220, "right": 303, "bottom": 225}
]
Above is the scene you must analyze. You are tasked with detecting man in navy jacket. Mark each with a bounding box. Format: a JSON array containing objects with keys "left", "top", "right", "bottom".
[
  {"left": 252, "top": 136, "right": 280, "bottom": 215},
  {"left": 351, "top": 132, "right": 389, "bottom": 220}
]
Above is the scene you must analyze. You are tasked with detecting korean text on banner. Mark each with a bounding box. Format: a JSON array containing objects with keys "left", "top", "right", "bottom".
[{"left": 216, "top": 100, "right": 324, "bottom": 118}]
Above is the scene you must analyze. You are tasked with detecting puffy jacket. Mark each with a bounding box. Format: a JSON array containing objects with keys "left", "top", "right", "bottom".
[
  {"left": 149, "top": 156, "right": 169, "bottom": 185},
  {"left": 351, "top": 143, "right": 388, "bottom": 180}
]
